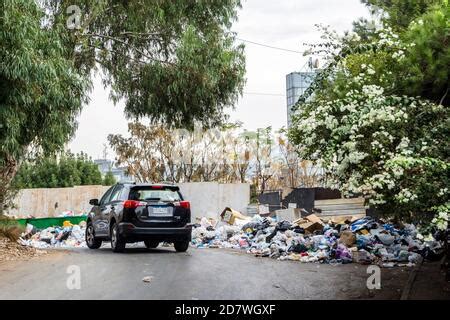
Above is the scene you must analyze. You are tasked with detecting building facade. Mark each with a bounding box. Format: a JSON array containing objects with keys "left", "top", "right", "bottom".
[
  {"left": 94, "top": 159, "right": 133, "bottom": 183},
  {"left": 285, "top": 71, "right": 316, "bottom": 128}
]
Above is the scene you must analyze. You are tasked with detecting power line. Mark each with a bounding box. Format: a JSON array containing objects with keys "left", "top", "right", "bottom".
[
  {"left": 236, "top": 37, "right": 305, "bottom": 54},
  {"left": 298, "top": 59, "right": 310, "bottom": 72}
]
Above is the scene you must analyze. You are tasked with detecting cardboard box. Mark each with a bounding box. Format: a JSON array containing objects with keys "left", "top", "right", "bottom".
[
  {"left": 220, "top": 207, "right": 249, "bottom": 225},
  {"left": 275, "top": 208, "right": 301, "bottom": 222}
]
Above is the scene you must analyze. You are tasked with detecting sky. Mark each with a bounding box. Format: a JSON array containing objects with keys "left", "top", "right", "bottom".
[{"left": 68, "top": 0, "right": 371, "bottom": 159}]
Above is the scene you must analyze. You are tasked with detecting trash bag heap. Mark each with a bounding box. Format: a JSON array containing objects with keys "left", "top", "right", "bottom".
[
  {"left": 19, "top": 221, "right": 87, "bottom": 249},
  {"left": 191, "top": 208, "right": 444, "bottom": 266},
  {"left": 17, "top": 208, "right": 445, "bottom": 267}
]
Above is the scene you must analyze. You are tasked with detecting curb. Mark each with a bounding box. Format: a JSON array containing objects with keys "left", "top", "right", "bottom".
[{"left": 400, "top": 257, "right": 423, "bottom": 300}]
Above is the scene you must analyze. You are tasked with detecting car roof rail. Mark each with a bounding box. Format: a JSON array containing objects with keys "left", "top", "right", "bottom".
[
  {"left": 158, "top": 181, "right": 175, "bottom": 185},
  {"left": 119, "top": 180, "right": 136, "bottom": 184}
]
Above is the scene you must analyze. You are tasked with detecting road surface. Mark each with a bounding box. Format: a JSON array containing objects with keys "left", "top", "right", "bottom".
[{"left": 0, "top": 245, "right": 411, "bottom": 299}]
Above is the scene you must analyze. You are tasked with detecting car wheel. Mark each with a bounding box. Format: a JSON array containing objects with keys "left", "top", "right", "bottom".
[
  {"left": 86, "top": 222, "right": 102, "bottom": 249},
  {"left": 174, "top": 240, "right": 189, "bottom": 252},
  {"left": 111, "top": 222, "right": 126, "bottom": 253},
  {"left": 144, "top": 240, "right": 159, "bottom": 249}
]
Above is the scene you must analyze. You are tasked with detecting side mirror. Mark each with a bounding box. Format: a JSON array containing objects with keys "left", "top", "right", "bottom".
[{"left": 89, "top": 199, "right": 99, "bottom": 206}]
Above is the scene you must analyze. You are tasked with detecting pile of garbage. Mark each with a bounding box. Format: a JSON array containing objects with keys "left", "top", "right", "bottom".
[
  {"left": 191, "top": 208, "right": 445, "bottom": 267},
  {"left": 19, "top": 221, "right": 87, "bottom": 249},
  {"left": 16, "top": 207, "right": 445, "bottom": 267}
]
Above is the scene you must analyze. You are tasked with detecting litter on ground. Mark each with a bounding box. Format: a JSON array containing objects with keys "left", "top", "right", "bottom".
[
  {"left": 191, "top": 210, "right": 444, "bottom": 267},
  {"left": 16, "top": 210, "right": 445, "bottom": 267},
  {"left": 19, "top": 220, "right": 87, "bottom": 249}
]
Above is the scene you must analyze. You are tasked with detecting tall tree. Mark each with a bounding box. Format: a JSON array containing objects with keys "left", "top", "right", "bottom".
[
  {"left": 1, "top": 0, "right": 87, "bottom": 213},
  {"left": 357, "top": 0, "right": 449, "bottom": 104},
  {"left": 1, "top": 0, "right": 246, "bottom": 213},
  {"left": 361, "top": 0, "right": 443, "bottom": 29},
  {"left": 42, "top": 0, "right": 246, "bottom": 127},
  {"left": 245, "top": 127, "right": 274, "bottom": 194},
  {"left": 275, "top": 129, "right": 322, "bottom": 188}
]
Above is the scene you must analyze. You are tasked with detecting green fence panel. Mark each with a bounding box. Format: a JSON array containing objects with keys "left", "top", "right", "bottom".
[{"left": 3, "top": 216, "right": 87, "bottom": 229}]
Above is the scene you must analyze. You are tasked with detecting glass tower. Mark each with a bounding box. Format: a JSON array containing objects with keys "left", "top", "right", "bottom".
[{"left": 286, "top": 71, "right": 316, "bottom": 128}]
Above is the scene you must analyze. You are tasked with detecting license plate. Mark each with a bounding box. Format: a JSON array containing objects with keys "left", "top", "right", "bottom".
[{"left": 150, "top": 207, "right": 171, "bottom": 216}]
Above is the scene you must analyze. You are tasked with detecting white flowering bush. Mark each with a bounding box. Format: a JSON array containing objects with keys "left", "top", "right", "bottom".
[
  {"left": 289, "top": 31, "right": 449, "bottom": 222},
  {"left": 432, "top": 209, "right": 449, "bottom": 231},
  {"left": 291, "top": 80, "right": 448, "bottom": 218}
]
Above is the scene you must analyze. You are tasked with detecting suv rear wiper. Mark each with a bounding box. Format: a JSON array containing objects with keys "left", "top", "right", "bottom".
[{"left": 144, "top": 197, "right": 161, "bottom": 201}]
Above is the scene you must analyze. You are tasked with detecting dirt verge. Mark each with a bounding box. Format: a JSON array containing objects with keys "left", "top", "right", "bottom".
[{"left": 0, "top": 236, "right": 47, "bottom": 262}]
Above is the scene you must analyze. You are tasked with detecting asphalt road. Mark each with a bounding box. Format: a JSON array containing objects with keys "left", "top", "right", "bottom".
[{"left": 0, "top": 245, "right": 411, "bottom": 299}]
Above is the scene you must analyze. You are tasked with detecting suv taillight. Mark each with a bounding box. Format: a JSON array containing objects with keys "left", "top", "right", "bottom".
[
  {"left": 175, "top": 201, "right": 190, "bottom": 209},
  {"left": 123, "top": 200, "right": 147, "bottom": 209}
]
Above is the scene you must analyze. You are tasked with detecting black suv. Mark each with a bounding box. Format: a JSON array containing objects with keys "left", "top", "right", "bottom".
[{"left": 85, "top": 183, "right": 192, "bottom": 252}]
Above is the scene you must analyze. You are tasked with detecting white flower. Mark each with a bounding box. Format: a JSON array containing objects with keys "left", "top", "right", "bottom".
[
  {"left": 347, "top": 151, "right": 368, "bottom": 164},
  {"left": 391, "top": 166, "right": 404, "bottom": 178},
  {"left": 396, "top": 137, "right": 410, "bottom": 151},
  {"left": 395, "top": 188, "right": 418, "bottom": 203},
  {"left": 437, "top": 221, "right": 448, "bottom": 231},
  {"left": 371, "top": 140, "right": 382, "bottom": 149},
  {"left": 353, "top": 33, "right": 361, "bottom": 42},
  {"left": 362, "top": 85, "right": 384, "bottom": 97},
  {"left": 438, "top": 211, "right": 448, "bottom": 221},
  {"left": 392, "top": 50, "right": 405, "bottom": 60}
]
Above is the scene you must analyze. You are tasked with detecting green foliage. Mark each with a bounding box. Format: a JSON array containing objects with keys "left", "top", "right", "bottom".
[
  {"left": 0, "top": 0, "right": 89, "bottom": 213},
  {"left": 102, "top": 171, "right": 116, "bottom": 186},
  {"left": 43, "top": 0, "right": 246, "bottom": 128},
  {"left": 290, "top": 80, "right": 449, "bottom": 220},
  {"left": 401, "top": 6, "right": 450, "bottom": 103},
  {"left": 354, "top": 1, "right": 450, "bottom": 105},
  {"left": 12, "top": 152, "right": 103, "bottom": 189},
  {"left": 1, "top": 0, "right": 245, "bottom": 212},
  {"left": 289, "top": 0, "right": 449, "bottom": 223},
  {"left": 361, "top": 0, "right": 443, "bottom": 29},
  {"left": 110, "top": 24, "right": 246, "bottom": 129},
  {"left": 0, "top": 0, "right": 88, "bottom": 171}
]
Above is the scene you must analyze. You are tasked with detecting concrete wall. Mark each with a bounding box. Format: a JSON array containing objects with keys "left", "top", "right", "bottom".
[
  {"left": 8, "top": 185, "right": 109, "bottom": 218},
  {"left": 7, "top": 183, "right": 250, "bottom": 221},
  {"left": 178, "top": 182, "right": 250, "bottom": 221}
]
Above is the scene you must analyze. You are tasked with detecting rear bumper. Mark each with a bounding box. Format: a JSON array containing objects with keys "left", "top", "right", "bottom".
[{"left": 118, "top": 222, "right": 192, "bottom": 242}]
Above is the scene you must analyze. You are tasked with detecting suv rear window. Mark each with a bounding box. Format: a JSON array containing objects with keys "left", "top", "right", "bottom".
[{"left": 129, "top": 188, "right": 182, "bottom": 202}]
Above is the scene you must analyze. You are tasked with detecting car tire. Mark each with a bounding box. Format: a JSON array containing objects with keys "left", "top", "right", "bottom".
[
  {"left": 174, "top": 240, "right": 189, "bottom": 252},
  {"left": 86, "top": 222, "right": 102, "bottom": 249},
  {"left": 111, "top": 222, "right": 126, "bottom": 253},
  {"left": 144, "top": 240, "right": 159, "bottom": 249}
]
